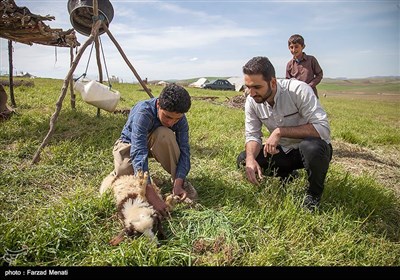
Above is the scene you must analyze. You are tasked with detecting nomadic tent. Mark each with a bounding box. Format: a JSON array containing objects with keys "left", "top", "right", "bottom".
[
  {"left": 189, "top": 77, "right": 209, "bottom": 88},
  {"left": 228, "top": 77, "right": 245, "bottom": 92},
  {"left": 157, "top": 80, "right": 168, "bottom": 86}
]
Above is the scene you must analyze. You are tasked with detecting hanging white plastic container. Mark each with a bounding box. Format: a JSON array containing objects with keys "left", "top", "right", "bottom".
[{"left": 74, "top": 79, "right": 120, "bottom": 112}]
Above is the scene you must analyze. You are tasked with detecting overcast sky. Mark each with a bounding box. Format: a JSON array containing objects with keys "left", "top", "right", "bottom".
[{"left": 0, "top": 0, "right": 399, "bottom": 82}]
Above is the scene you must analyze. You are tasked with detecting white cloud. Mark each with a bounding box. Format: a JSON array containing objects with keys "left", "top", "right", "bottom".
[
  {"left": 1, "top": 0, "right": 398, "bottom": 80},
  {"left": 111, "top": 24, "right": 264, "bottom": 52}
]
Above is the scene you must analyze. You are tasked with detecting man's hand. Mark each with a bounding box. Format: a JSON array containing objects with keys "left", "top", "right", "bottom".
[
  {"left": 145, "top": 184, "right": 168, "bottom": 217},
  {"left": 245, "top": 158, "right": 263, "bottom": 186},
  {"left": 263, "top": 131, "right": 280, "bottom": 156},
  {"left": 172, "top": 178, "right": 187, "bottom": 201}
]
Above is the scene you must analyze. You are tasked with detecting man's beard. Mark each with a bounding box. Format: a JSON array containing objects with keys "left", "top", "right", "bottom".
[{"left": 253, "top": 86, "right": 272, "bottom": 104}]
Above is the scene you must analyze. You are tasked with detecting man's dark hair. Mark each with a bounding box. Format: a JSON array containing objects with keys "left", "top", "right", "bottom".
[
  {"left": 288, "top": 34, "right": 305, "bottom": 47},
  {"left": 243, "top": 56, "right": 276, "bottom": 82},
  {"left": 158, "top": 83, "right": 191, "bottom": 113}
]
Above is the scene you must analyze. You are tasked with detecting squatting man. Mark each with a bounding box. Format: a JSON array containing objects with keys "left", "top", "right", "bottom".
[{"left": 236, "top": 56, "right": 333, "bottom": 210}]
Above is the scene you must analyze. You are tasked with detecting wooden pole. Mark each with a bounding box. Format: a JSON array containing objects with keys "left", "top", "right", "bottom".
[
  {"left": 69, "top": 46, "right": 75, "bottom": 109},
  {"left": 101, "top": 22, "right": 153, "bottom": 98},
  {"left": 32, "top": 0, "right": 153, "bottom": 163},
  {"left": 31, "top": 20, "right": 102, "bottom": 164},
  {"left": 8, "top": 40, "right": 16, "bottom": 107},
  {"left": 94, "top": 39, "right": 103, "bottom": 83},
  {"left": 94, "top": 36, "right": 103, "bottom": 117},
  {"left": 93, "top": 0, "right": 102, "bottom": 117}
]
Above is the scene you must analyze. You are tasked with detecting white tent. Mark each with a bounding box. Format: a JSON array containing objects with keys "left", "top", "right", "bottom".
[
  {"left": 228, "top": 77, "right": 245, "bottom": 92},
  {"left": 157, "top": 81, "right": 169, "bottom": 86},
  {"left": 189, "top": 77, "right": 209, "bottom": 88}
]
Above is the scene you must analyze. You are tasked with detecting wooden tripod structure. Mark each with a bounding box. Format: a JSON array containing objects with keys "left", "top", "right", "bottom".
[{"left": 31, "top": 0, "right": 153, "bottom": 164}]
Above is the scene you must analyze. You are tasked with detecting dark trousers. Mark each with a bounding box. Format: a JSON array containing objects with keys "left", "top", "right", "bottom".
[{"left": 237, "top": 137, "right": 333, "bottom": 198}]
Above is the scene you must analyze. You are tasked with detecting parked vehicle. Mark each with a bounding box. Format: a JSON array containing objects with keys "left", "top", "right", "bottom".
[{"left": 202, "top": 79, "right": 235, "bottom": 91}]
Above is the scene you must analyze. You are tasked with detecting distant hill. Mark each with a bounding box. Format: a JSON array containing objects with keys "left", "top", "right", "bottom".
[
  {"left": 147, "top": 76, "right": 399, "bottom": 86},
  {"left": 4, "top": 74, "right": 394, "bottom": 87},
  {"left": 322, "top": 76, "right": 400, "bottom": 84}
]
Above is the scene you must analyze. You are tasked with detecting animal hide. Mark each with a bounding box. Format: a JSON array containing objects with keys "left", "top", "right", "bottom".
[{"left": 100, "top": 171, "right": 165, "bottom": 245}]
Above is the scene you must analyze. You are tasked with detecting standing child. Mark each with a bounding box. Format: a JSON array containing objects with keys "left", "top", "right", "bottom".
[{"left": 286, "top": 34, "right": 323, "bottom": 98}]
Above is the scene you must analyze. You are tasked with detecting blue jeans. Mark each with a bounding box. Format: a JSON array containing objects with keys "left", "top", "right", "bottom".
[{"left": 237, "top": 137, "right": 333, "bottom": 198}]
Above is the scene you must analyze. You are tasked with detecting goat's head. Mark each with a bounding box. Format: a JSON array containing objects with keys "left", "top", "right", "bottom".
[
  {"left": 110, "top": 197, "right": 160, "bottom": 246},
  {"left": 122, "top": 197, "right": 157, "bottom": 236}
]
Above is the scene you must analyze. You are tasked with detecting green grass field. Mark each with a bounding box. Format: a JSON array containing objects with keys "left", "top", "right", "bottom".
[{"left": 0, "top": 77, "right": 399, "bottom": 266}]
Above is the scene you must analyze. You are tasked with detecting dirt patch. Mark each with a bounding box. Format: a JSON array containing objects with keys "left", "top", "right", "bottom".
[
  {"left": 225, "top": 95, "right": 246, "bottom": 109},
  {"left": 331, "top": 139, "right": 400, "bottom": 197},
  {"left": 0, "top": 79, "right": 35, "bottom": 87},
  {"left": 192, "top": 96, "right": 219, "bottom": 101}
]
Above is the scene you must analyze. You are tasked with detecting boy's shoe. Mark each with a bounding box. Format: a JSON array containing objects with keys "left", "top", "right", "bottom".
[
  {"left": 183, "top": 181, "right": 198, "bottom": 201},
  {"left": 302, "top": 193, "right": 321, "bottom": 212}
]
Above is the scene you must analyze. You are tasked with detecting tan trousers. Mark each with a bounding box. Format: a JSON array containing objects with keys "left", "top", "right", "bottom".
[{"left": 112, "top": 126, "right": 180, "bottom": 179}]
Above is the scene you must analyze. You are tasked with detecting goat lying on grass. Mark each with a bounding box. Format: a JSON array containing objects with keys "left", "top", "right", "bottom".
[{"left": 100, "top": 171, "right": 172, "bottom": 245}]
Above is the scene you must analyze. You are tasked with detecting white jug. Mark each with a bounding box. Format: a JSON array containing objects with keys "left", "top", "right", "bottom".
[{"left": 74, "top": 80, "right": 120, "bottom": 112}]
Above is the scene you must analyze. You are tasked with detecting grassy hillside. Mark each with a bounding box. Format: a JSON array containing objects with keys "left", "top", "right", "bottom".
[{"left": 319, "top": 78, "right": 400, "bottom": 95}]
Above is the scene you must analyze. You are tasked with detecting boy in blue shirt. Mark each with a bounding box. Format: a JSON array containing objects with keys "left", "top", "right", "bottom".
[{"left": 102, "top": 83, "right": 196, "bottom": 216}]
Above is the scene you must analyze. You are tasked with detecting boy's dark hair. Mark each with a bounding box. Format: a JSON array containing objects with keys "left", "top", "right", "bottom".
[
  {"left": 288, "top": 34, "right": 305, "bottom": 47},
  {"left": 243, "top": 56, "right": 276, "bottom": 82},
  {"left": 158, "top": 83, "right": 191, "bottom": 113}
]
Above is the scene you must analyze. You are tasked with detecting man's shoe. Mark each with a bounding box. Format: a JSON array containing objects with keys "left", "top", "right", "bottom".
[
  {"left": 290, "top": 170, "right": 299, "bottom": 179},
  {"left": 302, "top": 193, "right": 321, "bottom": 211},
  {"left": 183, "top": 181, "right": 198, "bottom": 201},
  {"left": 236, "top": 151, "right": 246, "bottom": 169}
]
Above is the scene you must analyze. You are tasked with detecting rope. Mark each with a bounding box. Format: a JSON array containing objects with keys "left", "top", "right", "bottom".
[
  {"left": 73, "top": 41, "right": 95, "bottom": 82},
  {"left": 99, "top": 35, "right": 112, "bottom": 89}
]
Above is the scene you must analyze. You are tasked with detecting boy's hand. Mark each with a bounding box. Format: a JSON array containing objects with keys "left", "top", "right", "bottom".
[
  {"left": 172, "top": 184, "right": 187, "bottom": 201},
  {"left": 145, "top": 184, "right": 168, "bottom": 217}
]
